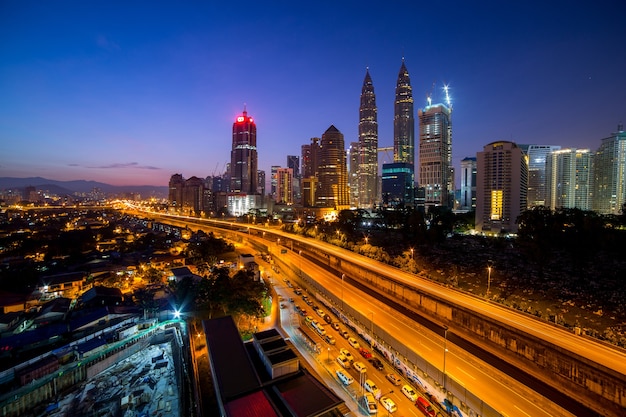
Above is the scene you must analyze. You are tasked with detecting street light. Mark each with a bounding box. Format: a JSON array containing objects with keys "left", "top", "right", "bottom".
[
  {"left": 410, "top": 247, "right": 414, "bottom": 260},
  {"left": 443, "top": 325, "right": 448, "bottom": 393},
  {"left": 487, "top": 264, "right": 493, "bottom": 298}
]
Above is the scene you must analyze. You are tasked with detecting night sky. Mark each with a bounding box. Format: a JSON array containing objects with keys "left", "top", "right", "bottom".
[{"left": 1, "top": 1, "right": 625, "bottom": 186}]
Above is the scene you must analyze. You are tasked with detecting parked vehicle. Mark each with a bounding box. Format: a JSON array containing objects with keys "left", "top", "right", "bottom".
[
  {"left": 348, "top": 337, "right": 361, "bottom": 349},
  {"left": 368, "top": 357, "right": 384, "bottom": 370},
  {"left": 386, "top": 373, "right": 402, "bottom": 386},
  {"left": 339, "top": 348, "right": 354, "bottom": 363},
  {"left": 416, "top": 397, "right": 436, "bottom": 417},
  {"left": 401, "top": 384, "right": 417, "bottom": 402},
  {"left": 363, "top": 379, "right": 381, "bottom": 398},
  {"left": 336, "top": 355, "right": 350, "bottom": 369},
  {"left": 353, "top": 361, "right": 367, "bottom": 373},
  {"left": 336, "top": 369, "right": 354, "bottom": 385},
  {"left": 360, "top": 393, "right": 377, "bottom": 415},
  {"left": 380, "top": 396, "right": 397, "bottom": 413},
  {"left": 359, "top": 348, "right": 372, "bottom": 358}
]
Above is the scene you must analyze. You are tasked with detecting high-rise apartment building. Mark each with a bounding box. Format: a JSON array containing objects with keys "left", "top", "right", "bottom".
[
  {"left": 275, "top": 167, "right": 294, "bottom": 204},
  {"left": 460, "top": 157, "right": 477, "bottom": 211},
  {"left": 229, "top": 108, "right": 258, "bottom": 195},
  {"left": 270, "top": 165, "right": 280, "bottom": 201},
  {"left": 168, "top": 174, "right": 185, "bottom": 208},
  {"left": 546, "top": 149, "right": 593, "bottom": 210},
  {"left": 393, "top": 59, "right": 415, "bottom": 167},
  {"left": 521, "top": 144, "right": 561, "bottom": 207},
  {"left": 317, "top": 125, "right": 349, "bottom": 208},
  {"left": 476, "top": 141, "right": 528, "bottom": 234},
  {"left": 592, "top": 124, "right": 626, "bottom": 214},
  {"left": 418, "top": 103, "right": 453, "bottom": 208},
  {"left": 358, "top": 69, "right": 378, "bottom": 208}
]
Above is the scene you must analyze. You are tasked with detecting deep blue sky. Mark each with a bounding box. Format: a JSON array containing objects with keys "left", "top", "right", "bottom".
[{"left": 1, "top": 1, "right": 625, "bottom": 186}]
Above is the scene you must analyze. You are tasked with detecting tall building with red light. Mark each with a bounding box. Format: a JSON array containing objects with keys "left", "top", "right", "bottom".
[{"left": 229, "top": 108, "right": 258, "bottom": 195}]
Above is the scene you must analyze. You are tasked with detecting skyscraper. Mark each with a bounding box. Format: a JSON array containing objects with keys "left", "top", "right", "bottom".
[
  {"left": 358, "top": 68, "right": 378, "bottom": 208},
  {"left": 229, "top": 108, "right": 258, "bottom": 195},
  {"left": 592, "top": 124, "right": 626, "bottom": 214},
  {"left": 546, "top": 148, "right": 593, "bottom": 210},
  {"left": 275, "top": 167, "right": 294, "bottom": 204},
  {"left": 522, "top": 144, "right": 561, "bottom": 207},
  {"left": 393, "top": 59, "right": 415, "bottom": 166},
  {"left": 418, "top": 102, "right": 453, "bottom": 209},
  {"left": 460, "top": 157, "right": 477, "bottom": 211},
  {"left": 476, "top": 141, "right": 528, "bottom": 234},
  {"left": 317, "top": 125, "right": 348, "bottom": 208}
]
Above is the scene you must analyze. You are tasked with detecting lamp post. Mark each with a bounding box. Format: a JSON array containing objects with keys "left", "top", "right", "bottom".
[
  {"left": 443, "top": 325, "right": 448, "bottom": 393},
  {"left": 410, "top": 247, "right": 414, "bottom": 260},
  {"left": 487, "top": 264, "right": 492, "bottom": 298}
]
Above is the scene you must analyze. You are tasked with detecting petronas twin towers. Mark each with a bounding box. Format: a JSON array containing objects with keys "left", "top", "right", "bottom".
[{"left": 357, "top": 59, "right": 415, "bottom": 208}]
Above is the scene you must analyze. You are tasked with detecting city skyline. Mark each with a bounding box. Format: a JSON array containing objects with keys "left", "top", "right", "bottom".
[{"left": 1, "top": 2, "right": 625, "bottom": 186}]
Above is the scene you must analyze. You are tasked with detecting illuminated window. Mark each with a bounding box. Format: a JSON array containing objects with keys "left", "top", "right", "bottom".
[{"left": 490, "top": 190, "right": 503, "bottom": 220}]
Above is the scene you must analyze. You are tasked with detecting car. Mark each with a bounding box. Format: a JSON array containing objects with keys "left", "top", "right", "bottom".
[
  {"left": 336, "top": 355, "right": 350, "bottom": 369},
  {"left": 363, "top": 379, "right": 381, "bottom": 398},
  {"left": 379, "top": 396, "right": 397, "bottom": 413},
  {"left": 339, "top": 348, "right": 354, "bottom": 363},
  {"left": 340, "top": 329, "right": 350, "bottom": 339},
  {"left": 359, "top": 348, "right": 372, "bottom": 359},
  {"left": 416, "top": 397, "right": 436, "bottom": 417},
  {"left": 348, "top": 337, "right": 361, "bottom": 349},
  {"left": 353, "top": 361, "right": 367, "bottom": 373},
  {"left": 331, "top": 322, "right": 340, "bottom": 331},
  {"left": 323, "top": 314, "right": 332, "bottom": 324},
  {"left": 368, "top": 357, "right": 384, "bottom": 370},
  {"left": 360, "top": 393, "right": 377, "bottom": 415},
  {"left": 336, "top": 369, "right": 354, "bottom": 385},
  {"left": 324, "top": 334, "right": 336, "bottom": 345},
  {"left": 305, "top": 315, "right": 313, "bottom": 323},
  {"left": 289, "top": 297, "right": 294, "bottom": 303},
  {"left": 386, "top": 373, "right": 402, "bottom": 386},
  {"left": 299, "top": 309, "right": 308, "bottom": 316},
  {"left": 401, "top": 384, "right": 417, "bottom": 402}
]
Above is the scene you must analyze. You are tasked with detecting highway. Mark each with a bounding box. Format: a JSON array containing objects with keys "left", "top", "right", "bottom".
[{"left": 122, "top": 207, "right": 626, "bottom": 416}]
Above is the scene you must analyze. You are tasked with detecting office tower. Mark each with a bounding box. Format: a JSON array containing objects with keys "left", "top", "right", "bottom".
[
  {"left": 358, "top": 69, "right": 378, "bottom": 208},
  {"left": 317, "top": 125, "right": 349, "bottom": 208},
  {"left": 270, "top": 165, "right": 280, "bottom": 200},
  {"left": 275, "top": 167, "right": 294, "bottom": 204},
  {"left": 381, "top": 162, "right": 414, "bottom": 207},
  {"left": 546, "top": 149, "right": 593, "bottom": 210},
  {"left": 287, "top": 155, "right": 301, "bottom": 203},
  {"left": 229, "top": 108, "right": 258, "bottom": 195},
  {"left": 592, "top": 124, "right": 626, "bottom": 214},
  {"left": 257, "top": 170, "right": 266, "bottom": 196},
  {"left": 168, "top": 174, "right": 185, "bottom": 208},
  {"left": 393, "top": 59, "right": 415, "bottom": 166},
  {"left": 522, "top": 144, "right": 561, "bottom": 207},
  {"left": 418, "top": 102, "right": 453, "bottom": 209},
  {"left": 287, "top": 155, "right": 300, "bottom": 178},
  {"left": 460, "top": 157, "right": 477, "bottom": 211},
  {"left": 349, "top": 141, "right": 360, "bottom": 208},
  {"left": 476, "top": 141, "right": 528, "bottom": 234}
]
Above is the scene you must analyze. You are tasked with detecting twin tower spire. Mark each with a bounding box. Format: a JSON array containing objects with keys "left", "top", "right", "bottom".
[{"left": 357, "top": 61, "right": 415, "bottom": 208}]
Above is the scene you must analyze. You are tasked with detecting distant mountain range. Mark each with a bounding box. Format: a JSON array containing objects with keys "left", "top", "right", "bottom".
[{"left": 0, "top": 177, "right": 168, "bottom": 198}]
